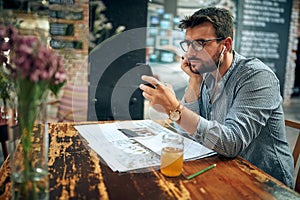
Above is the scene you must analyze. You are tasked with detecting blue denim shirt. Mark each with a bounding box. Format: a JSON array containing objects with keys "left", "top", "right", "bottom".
[{"left": 181, "top": 51, "right": 294, "bottom": 188}]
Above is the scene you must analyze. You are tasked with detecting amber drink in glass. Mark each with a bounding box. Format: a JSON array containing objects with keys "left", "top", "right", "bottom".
[{"left": 160, "top": 133, "right": 184, "bottom": 177}]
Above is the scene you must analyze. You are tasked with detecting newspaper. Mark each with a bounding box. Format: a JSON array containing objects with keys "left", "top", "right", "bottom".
[{"left": 74, "top": 120, "right": 215, "bottom": 172}]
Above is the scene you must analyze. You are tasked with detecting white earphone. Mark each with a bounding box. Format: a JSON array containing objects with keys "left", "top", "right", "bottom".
[
  {"left": 217, "top": 46, "right": 226, "bottom": 69},
  {"left": 221, "top": 46, "right": 226, "bottom": 55}
]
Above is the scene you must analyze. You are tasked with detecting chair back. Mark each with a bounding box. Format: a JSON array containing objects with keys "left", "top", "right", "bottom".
[
  {"left": 285, "top": 119, "right": 300, "bottom": 192},
  {"left": 57, "top": 84, "right": 88, "bottom": 122}
]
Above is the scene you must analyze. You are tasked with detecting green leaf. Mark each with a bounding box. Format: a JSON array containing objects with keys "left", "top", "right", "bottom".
[{"left": 49, "top": 81, "right": 66, "bottom": 97}]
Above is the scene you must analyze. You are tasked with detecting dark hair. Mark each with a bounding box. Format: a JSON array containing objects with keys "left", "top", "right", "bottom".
[{"left": 178, "top": 7, "right": 233, "bottom": 39}]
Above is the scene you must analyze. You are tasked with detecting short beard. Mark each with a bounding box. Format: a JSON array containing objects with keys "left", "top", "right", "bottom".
[{"left": 190, "top": 53, "right": 219, "bottom": 74}]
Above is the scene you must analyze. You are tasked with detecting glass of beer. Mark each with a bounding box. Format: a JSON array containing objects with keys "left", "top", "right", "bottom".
[{"left": 160, "top": 133, "right": 184, "bottom": 177}]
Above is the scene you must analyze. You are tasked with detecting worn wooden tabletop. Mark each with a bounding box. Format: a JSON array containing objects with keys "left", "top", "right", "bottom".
[{"left": 1, "top": 121, "right": 300, "bottom": 200}]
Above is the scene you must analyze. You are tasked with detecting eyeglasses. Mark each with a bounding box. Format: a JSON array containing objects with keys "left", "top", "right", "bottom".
[{"left": 180, "top": 37, "right": 224, "bottom": 52}]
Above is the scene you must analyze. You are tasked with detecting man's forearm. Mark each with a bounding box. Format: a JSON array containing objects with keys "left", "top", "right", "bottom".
[
  {"left": 184, "top": 77, "right": 202, "bottom": 103},
  {"left": 177, "top": 106, "right": 200, "bottom": 134}
]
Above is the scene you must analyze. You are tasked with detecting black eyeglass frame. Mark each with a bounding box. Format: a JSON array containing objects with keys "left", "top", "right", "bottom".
[{"left": 180, "top": 37, "right": 224, "bottom": 52}]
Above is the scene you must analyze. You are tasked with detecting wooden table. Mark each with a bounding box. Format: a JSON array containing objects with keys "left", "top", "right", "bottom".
[{"left": 1, "top": 121, "right": 300, "bottom": 199}]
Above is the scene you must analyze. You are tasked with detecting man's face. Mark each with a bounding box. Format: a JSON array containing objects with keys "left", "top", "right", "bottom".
[{"left": 185, "top": 22, "right": 221, "bottom": 74}]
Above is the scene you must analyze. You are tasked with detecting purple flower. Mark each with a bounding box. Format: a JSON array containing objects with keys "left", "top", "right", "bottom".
[{"left": 0, "top": 25, "right": 67, "bottom": 94}]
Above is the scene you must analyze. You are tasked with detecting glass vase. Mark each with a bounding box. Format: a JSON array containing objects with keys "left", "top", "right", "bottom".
[{"left": 9, "top": 99, "right": 49, "bottom": 200}]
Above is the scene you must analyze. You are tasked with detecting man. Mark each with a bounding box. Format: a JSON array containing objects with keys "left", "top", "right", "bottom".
[{"left": 139, "top": 7, "right": 294, "bottom": 188}]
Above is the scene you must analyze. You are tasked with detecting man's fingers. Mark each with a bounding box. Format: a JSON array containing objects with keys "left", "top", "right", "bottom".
[{"left": 141, "top": 75, "right": 161, "bottom": 86}]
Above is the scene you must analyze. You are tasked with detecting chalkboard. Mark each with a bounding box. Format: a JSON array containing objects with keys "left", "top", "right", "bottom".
[
  {"left": 49, "top": 0, "right": 75, "bottom": 5},
  {"left": 50, "top": 39, "right": 83, "bottom": 49},
  {"left": 235, "top": 0, "right": 293, "bottom": 95},
  {"left": 49, "top": 10, "right": 83, "bottom": 20},
  {"left": 50, "top": 23, "right": 74, "bottom": 36}
]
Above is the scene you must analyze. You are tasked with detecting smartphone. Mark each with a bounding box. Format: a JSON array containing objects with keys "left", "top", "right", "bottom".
[
  {"left": 135, "top": 63, "right": 156, "bottom": 89},
  {"left": 144, "top": 83, "right": 156, "bottom": 89},
  {"left": 190, "top": 64, "right": 201, "bottom": 74},
  {"left": 182, "top": 56, "right": 200, "bottom": 74}
]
